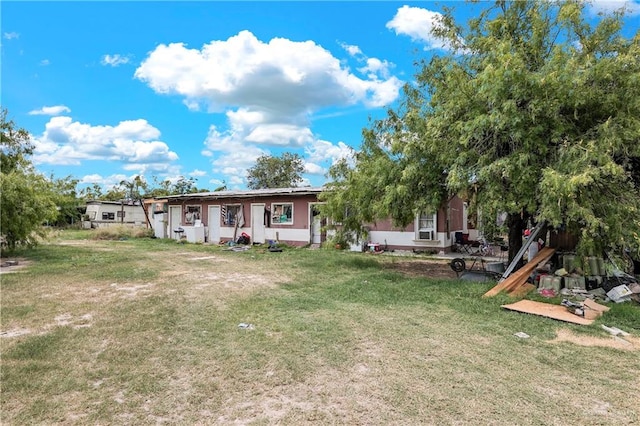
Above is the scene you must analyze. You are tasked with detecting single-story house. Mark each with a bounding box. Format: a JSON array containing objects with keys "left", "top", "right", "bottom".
[
  {"left": 362, "top": 195, "right": 475, "bottom": 253},
  {"left": 159, "top": 187, "right": 475, "bottom": 252},
  {"left": 83, "top": 200, "right": 150, "bottom": 229},
  {"left": 162, "top": 187, "right": 325, "bottom": 245}
]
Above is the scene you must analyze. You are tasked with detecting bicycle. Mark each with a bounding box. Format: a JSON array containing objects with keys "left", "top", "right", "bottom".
[{"left": 478, "top": 237, "right": 495, "bottom": 257}]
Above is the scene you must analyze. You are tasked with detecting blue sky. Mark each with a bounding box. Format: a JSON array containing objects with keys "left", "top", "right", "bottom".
[{"left": 2, "top": 1, "right": 639, "bottom": 192}]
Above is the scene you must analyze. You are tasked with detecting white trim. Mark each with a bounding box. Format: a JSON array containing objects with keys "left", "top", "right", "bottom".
[
  {"left": 415, "top": 210, "right": 437, "bottom": 241},
  {"left": 271, "top": 202, "right": 294, "bottom": 225}
]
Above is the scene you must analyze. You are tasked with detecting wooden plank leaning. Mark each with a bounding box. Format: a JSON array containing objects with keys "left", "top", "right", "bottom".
[
  {"left": 483, "top": 247, "right": 556, "bottom": 298},
  {"left": 498, "top": 221, "right": 546, "bottom": 283}
]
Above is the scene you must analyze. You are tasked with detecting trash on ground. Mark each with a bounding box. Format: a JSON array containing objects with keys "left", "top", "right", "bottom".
[
  {"left": 501, "top": 299, "right": 606, "bottom": 325},
  {"left": 514, "top": 332, "right": 530, "bottom": 338},
  {"left": 601, "top": 325, "right": 630, "bottom": 337},
  {"left": 238, "top": 323, "right": 254, "bottom": 330},
  {"left": 606, "top": 285, "right": 633, "bottom": 303}
]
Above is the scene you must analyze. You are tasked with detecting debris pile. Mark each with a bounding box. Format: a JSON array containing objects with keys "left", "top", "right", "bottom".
[{"left": 485, "top": 248, "right": 639, "bottom": 325}]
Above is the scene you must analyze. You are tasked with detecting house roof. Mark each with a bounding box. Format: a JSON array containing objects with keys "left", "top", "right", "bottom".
[
  {"left": 161, "top": 186, "right": 325, "bottom": 201},
  {"left": 86, "top": 199, "right": 142, "bottom": 206}
]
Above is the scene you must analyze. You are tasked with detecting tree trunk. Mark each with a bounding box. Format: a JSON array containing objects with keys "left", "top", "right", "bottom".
[{"left": 507, "top": 212, "right": 525, "bottom": 264}]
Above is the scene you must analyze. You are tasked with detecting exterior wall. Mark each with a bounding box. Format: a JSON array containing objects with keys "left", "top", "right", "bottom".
[
  {"left": 358, "top": 196, "right": 468, "bottom": 252},
  {"left": 167, "top": 194, "right": 319, "bottom": 246},
  {"left": 84, "top": 202, "right": 148, "bottom": 228},
  {"left": 162, "top": 190, "right": 468, "bottom": 252}
]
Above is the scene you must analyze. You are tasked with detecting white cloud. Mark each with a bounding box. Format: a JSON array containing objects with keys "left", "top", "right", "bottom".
[
  {"left": 203, "top": 124, "right": 267, "bottom": 186},
  {"left": 101, "top": 54, "right": 131, "bottom": 67},
  {"left": 358, "top": 58, "right": 393, "bottom": 79},
  {"left": 386, "top": 6, "right": 452, "bottom": 50},
  {"left": 340, "top": 42, "right": 362, "bottom": 57},
  {"left": 189, "top": 169, "right": 207, "bottom": 177},
  {"left": 135, "top": 30, "right": 402, "bottom": 112},
  {"left": 28, "top": 105, "right": 71, "bottom": 116},
  {"left": 304, "top": 162, "right": 325, "bottom": 175},
  {"left": 81, "top": 173, "right": 129, "bottom": 184},
  {"left": 31, "top": 117, "right": 179, "bottom": 168},
  {"left": 306, "top": 139, "right": 354, "bottom": 166},
  {"left": 40, "top": 59, "right": 50, "bottom": 66},
  {"left": 587, "top": 0, "right": 640, "bottom": 15},
  {"left": 3, "top": 32, "right": 19, "bottom": 40},
  {"left": 136, "top": 30, "right": 401, "bottom": 187}
]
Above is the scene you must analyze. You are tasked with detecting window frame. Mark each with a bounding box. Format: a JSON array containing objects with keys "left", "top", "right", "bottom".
[
  {"left": 222, "top": 204, "right": 241, "bottom": 227},
  {"left": 416, "top": 210, "right": 437, "bottom": 241},
  {"left": 271, "top": 202, "right": 294, "bottom": 225},
  {"left": 184, "top": 205, "right": 202, "bottom": 225},
  {"left": 102, "top": 212, "right": 115, "bottom": 221}
]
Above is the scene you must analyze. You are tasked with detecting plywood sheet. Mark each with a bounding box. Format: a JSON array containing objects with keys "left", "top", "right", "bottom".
[
  {"left": 483, "top": 247, "right": 556, "bottom": 298},
  {"left": 501, "top": 299, "right": 593, "bottom": 325}
]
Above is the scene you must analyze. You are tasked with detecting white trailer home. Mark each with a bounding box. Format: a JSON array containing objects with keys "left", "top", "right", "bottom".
[{"left": 83, "top": 200, "right": 149, "bottom": 229}]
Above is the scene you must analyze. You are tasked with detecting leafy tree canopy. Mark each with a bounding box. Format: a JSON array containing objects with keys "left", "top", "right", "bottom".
[
  {"left": 246, "top": 153, "right": 305, "bottom": 189},
  {"left": 321, "top": 0, "right": 640, "bottom": 258},
  {"left": 1, "top": 109, "right": 59, "bottom": 250}
]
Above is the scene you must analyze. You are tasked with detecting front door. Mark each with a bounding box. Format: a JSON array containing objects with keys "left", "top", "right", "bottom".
[
  {"left": 208, "top": 205, "right": 221, "bottom": 244},
  {"left": 169, "top": 206, "right": 182, "bottom": 240},
  {"left": 310, "top": 203, "right": 324, "bottom": 244},
  {"left": 251, "top": 203, "right": 266, "bottom": 244}
]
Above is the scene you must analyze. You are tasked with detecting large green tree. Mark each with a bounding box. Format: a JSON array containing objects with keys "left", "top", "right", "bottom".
[
  {"left": 322, "top": 0, "right": 640, "bottom": 260},
  {"left": 1, "top": 109, "right": 59, "bottom": 250},
  {"left": 246, "top": 153, "right": 305, "bottom": 189}
]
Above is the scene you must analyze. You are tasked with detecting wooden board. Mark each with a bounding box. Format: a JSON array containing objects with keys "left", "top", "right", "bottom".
[
  {"left": 501, "top": 300, "right": 593, "bottom": 325},
  {"left": 508, "top": 283, "right": 536, "bottom": 298},
  {"left": 483, "top": 247, "right": 555, "bottom": 298}
]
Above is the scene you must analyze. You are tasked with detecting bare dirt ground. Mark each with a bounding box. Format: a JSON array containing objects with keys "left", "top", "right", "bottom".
[
  {"left": 385, "top": 259, "right": 458, "bottom": 279},
  {"left": 0, "top": 258, "right": 32, "bottom": 274}
]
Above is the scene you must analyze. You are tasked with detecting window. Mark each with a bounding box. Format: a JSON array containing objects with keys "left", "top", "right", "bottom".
[
  {"left": 417, "top": 210, "right": 436, "bottom": 240},
  {"left": 271, "top": 203, "right": 293, "bottom": 225},
  {"left": 184, "top": 205, "right": 201, "bottom": 225},
  {"left": 117, "top": 211, "right": 125, "bottom": 218},
  {"left": 222, "top": 204, "right": 241, "bottom": 226},
  {"left": 102, "top": 212, "right": 115, "bottom": 220}
]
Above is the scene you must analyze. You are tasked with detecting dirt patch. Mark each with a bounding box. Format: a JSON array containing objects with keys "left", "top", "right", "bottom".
[
  {"left": 550, "top": 328, "right": 640, "bottom": 351},
  {"left": 0, "top": 328, "right": 32, "bottom": 338},
  {"left": 385, "top": 259, "right": 457, "bottom": 279},
  {"left": 0, "top": 258, "right": 32, "bottom": 274}
]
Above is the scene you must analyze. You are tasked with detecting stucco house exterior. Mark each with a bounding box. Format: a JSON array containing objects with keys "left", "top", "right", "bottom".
[
  {"left": 163, "top": 187, "right": 326, "bottom": 246},
  {"left": 361, "top": 195, "right": 475, "bottom": 253},
  {"left": 159, "top": 187, "right": 474, "bottom": 252}
]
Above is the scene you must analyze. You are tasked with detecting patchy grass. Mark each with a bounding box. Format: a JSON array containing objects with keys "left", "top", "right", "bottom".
[{"left": 1, "top": 231, "right": 639, "bottom": 425}]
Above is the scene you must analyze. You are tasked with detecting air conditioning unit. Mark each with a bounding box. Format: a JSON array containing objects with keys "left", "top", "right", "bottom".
[{"left": 419, "top": 230, "right": 434, "bottom": 240}]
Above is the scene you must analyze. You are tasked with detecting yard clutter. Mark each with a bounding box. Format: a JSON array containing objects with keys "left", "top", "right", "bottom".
[
  {"left": 490, "top": 246, "right": 639, "bottom": 327},
  {"left": 485, "top": 249, "right": 639, "bottom": 301},
  {"left": 501, "top": 298, "right": 609, "bottom": 326}
]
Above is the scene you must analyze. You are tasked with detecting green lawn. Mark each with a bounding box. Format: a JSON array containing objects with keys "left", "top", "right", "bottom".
[{"left": 1, "top": 230, "right": 638, "bottom": 425}]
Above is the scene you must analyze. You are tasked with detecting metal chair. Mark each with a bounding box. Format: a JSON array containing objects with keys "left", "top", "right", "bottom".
[{"left": 454, "top": 232, "right": 473, "bottom": 254}]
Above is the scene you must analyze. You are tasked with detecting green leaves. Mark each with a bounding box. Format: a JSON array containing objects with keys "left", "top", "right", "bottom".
[
  {"left": 322, "top": 0, "right": 640, "bottom": 256},
  {"left": 246, "top": 153, "right": 305, "bottom": 190},
  {"left": 1, "top": 109, "right": 60, "bottom": 250}
]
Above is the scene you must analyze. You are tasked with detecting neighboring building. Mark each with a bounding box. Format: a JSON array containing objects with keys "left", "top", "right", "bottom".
[
  {"left": 160, "top": 187, "right": 473, "bottom": 252},
  {"left": 83, "top": 200, "right": 149, "bottom": 229}
]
